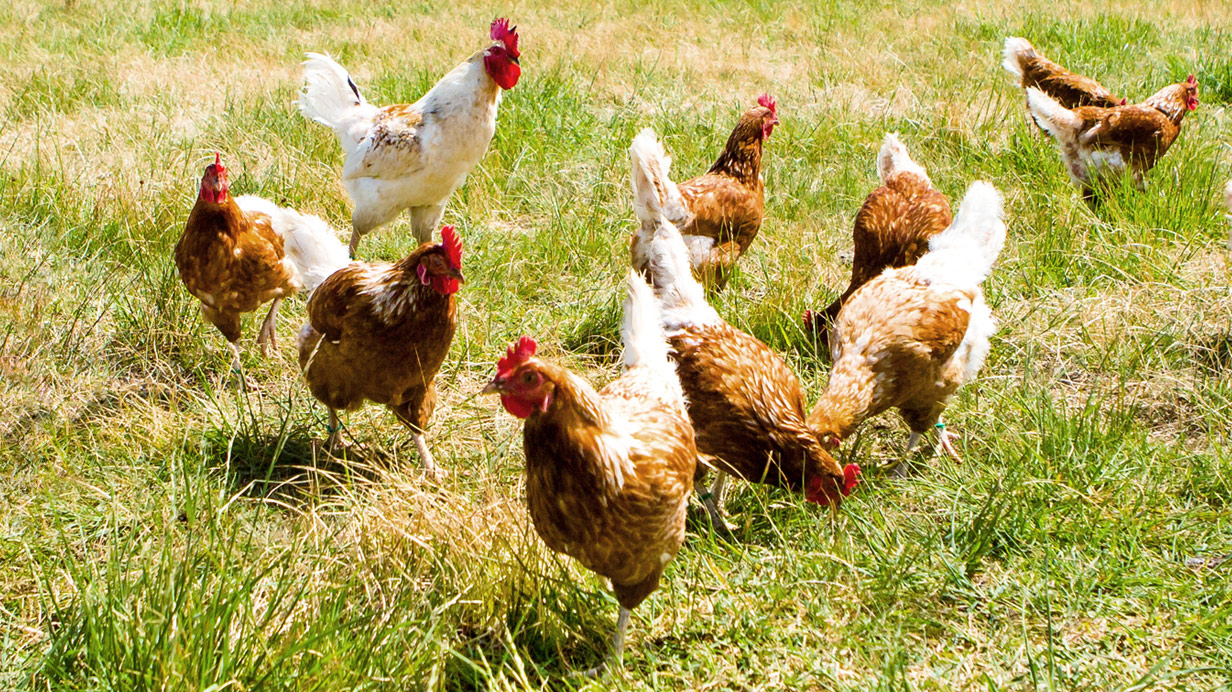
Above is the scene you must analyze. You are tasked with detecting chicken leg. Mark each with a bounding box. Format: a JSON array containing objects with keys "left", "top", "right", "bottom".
[
  {"left": 583, "top": 607, "right": 631, "bottom": 678},
  {"left": 413, "top": 432, "right": 446, "bottom": 481},
  {"left": 699, "top": 471, "right": 735, "bottom": 532},
  {"left": 255, "top": 297, "right": 282, "bottom": 356},
  {"left": 325, "top": 409, "right": 342, "bottom": 450}
]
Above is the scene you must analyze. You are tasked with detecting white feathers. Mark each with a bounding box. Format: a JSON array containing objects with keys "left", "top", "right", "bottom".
[
  {"left": 877, "top": 133, "right": 931, "bottom": 185},
  {"left": 1001, "top": 37, "right": 1035, "bottom": 79},
  {"left": 628, "top": 130, "right": 719, "bottom": 331},
  {"left": 1026, "top": 87, "right": 1082, "bottom": 145},
  {"left": 298, "top": 53, "right": 378, "bottom": 154},
  {"left": 914, "top": 181, "right": 1006, "bottom": 289},
  {"left": 621, "top": 272, "right": 677, "bottom": 389},
  {"left": 234, "top": 195, "right": 351, "bottom": 293}
]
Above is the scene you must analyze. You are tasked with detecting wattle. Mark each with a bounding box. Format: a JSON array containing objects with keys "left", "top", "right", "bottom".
[
  {"left": 500, "top": 395, "right": 536, "bottom": 419},
  {"left": 431, "top": 276, "right": 460, "bottom": 295}
]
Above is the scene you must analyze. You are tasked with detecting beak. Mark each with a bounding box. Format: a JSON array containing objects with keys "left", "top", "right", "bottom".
[
  {"left": 447, "top": 267, "right": 466, "bottom": 283},
  {"left": 510, "top": 55, "right": 519, "bottom": 65},
  {"left": 481, "top": 378, "right": 501, "bottom": 395}
]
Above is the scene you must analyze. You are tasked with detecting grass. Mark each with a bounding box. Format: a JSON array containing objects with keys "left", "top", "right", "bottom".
[{"left": 2, "top": 0, "right": 1231, "bottom": 688}]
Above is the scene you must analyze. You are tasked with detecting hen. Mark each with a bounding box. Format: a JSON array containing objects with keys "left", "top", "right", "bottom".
[
  {"left": 628, "top": 94, "right": 779, "bottom": 289},
  {"left": 804, "top": 133, "right": 952, "bottom": 341},
  {"left": 299, "top": 18, "right": 521, "bottom": 256},
  {"left": 807, "top": 182, "right": 1006, "bottom": 469},
  {"left": 481, "top": 274, "right": 696, "bottom": 671},
  {"left": 1003, "top": 37, "right": 1125, "bottom": 110},
  {"left": 175, "top": 154, "right": 350, "bottom": 375},
  {"left": 297, "top": 226, "right": 464, "bottom": 478},
  {"left": 630, "top": 130, "right": 859, "bottom": 527},
  {"left": 1027, "top": 75, "right": 1198, "bottom": 197}
]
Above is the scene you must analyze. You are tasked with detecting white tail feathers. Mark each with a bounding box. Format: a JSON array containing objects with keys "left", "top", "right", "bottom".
[
  {"left": 629, "top": 128, "right": 691, "bottom": 229},
  {"left": 299, "top": 53, "right": 367, "bottom": 138},
  {"left": 1002, "top": 37, "right": 1036, "bottom": 80},
  {"left": 1026, "top": 87, "right": 1082, "bottom": 144},
  {"left": 234, "top": 195, "right": 350, "bottom": 293},
  {"left": 621, "top": 272, "right": 674, "bottom": 379},
  {"left": 916, "top": 181, "right": 1006, "bottom": 288},
  {"left": 877, "top": 132, "right": 930, "bottom": 185}
]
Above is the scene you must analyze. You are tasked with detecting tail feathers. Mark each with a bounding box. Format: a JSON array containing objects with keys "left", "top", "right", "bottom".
[
  {"left": 877, "top": 132, "right": 930, "bottom": 185},
  {"left": 916, "top": 181, "right": 1006, "bottom": 287},
  {"left": 299, "top": 52, "right": 366, "bottom": 133},
  {"left": 621, "top": 272, "right": 676, "bottom": 382},
  {"left": 1001, "top": 37, "right": 1036, "bottom": 80},
  {"left": 1026, "top": 87, "right": 1081, "bottom": 144},
  {"left": 235, "top": 195, "right": 350, "bottom": 293},
  {"left": 629, "top": 128, "right": 691, "bottom": 228}
]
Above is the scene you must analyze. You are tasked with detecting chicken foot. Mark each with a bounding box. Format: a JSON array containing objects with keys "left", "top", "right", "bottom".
[
  {"left": 225, "top": 341, "right": 259, "bottom": 390},
  {"left": 413, "top": 432, "right": 446, "bottom": 481},
  {"left": 698, "top": 471, "right": 735, "bottom": 533},
  {"left": 582, "top": 607, "right": 631, "bottom": 678},
  {"left": 255, "top": 297, "right": 282, "bottom": 357}
]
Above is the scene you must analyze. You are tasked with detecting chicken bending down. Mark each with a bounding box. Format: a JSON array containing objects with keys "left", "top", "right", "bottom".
[
  {"left": 807, "top": 182, "right": 1006, "bottom": 470},
  {"left": 1027, "top": 75, "right": 1198, "bottom": 198},
  {"left": 1002, "top": 37, "right": 1125, "bottom": 110},
  {"left": 804, "top": 133, "right": 952, "bottom": 342},
  {"left": 630, "top": 131, "right": 859, "bottom": 528},
  {"left": 482, "top": 274, "right": 697, "bottom": 673},
  {"left": 299, "top": 18, "right": 521, "bottom": 256},
  {"left": 297, "top": 226, "right": 464, "bottom": 478},
  {"left": 628, "top": 94, "right": 779, "bottom": 289},
  {"left": 175, "top": 154, "right": 350, "bottom": 378}
]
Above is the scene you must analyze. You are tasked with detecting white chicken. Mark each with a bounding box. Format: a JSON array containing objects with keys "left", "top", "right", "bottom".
[{"left": 299, "top": 18, "right": 521, "bottom": 256}]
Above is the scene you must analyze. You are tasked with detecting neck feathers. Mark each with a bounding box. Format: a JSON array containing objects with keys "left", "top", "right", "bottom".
[{"left": 708, "top": 118, "right": 764, "bottom": 185}]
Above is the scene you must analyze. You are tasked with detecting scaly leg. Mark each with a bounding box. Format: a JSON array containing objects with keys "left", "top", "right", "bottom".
[
  {"left": 255, "top": 298, "right": 281, "bottom": 357},
  {"left": 700, "top": 471, "right": 735, "bottom": 532},
  {"left": 934, "top": 421, "right": 962, "bottom": 462},
  {"left": 583, "top": 607, "right": 631, "bottom": 678},
  {"left": 347, "top": 231, "right": 362, "bottom": 259},
  {"left": 325, "top": 409, "right": 342, "bottom": 451},
  {"left": 226, "top": 341, "right": 258, "bottom": 390},
  {"left": 413, "top": 432, "right": 446, "bottom": 481}
]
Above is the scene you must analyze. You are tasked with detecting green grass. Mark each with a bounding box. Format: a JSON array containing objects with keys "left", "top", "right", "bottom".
[{"left": 3, "top": 0, "right": 1232, "bottom": 689}]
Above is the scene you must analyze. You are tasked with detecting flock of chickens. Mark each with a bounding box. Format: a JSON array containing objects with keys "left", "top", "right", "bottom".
[{"left": 173, "top": 20, "right": 1209, "bottom": 671}]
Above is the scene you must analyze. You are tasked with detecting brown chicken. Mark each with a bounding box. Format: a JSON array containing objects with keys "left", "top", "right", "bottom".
[
  {"left": 482, "top": 275, "right": 696, "bottom": 671},
  {"left": 807, "top": 182, "right": 1006, "bottom": 470},
  {"left": 630, "top": 134, "right": 859, "bottom": 527},
  {"left": 1028, "top": 75, "right": 1199, "bottom": 197},
  {"left": 1003, "top": 37, "right": 1125, "bottom": 110},
  {"left": 176, "top": 153, "right": 350, "bottom": 376},
  {"left": 297, "top": 225, "right": 463, "bottom": 477},
  {"left": 628, "top": 94, "right": 779, "bottom": 288},
  {"left": 804, "top": 133, "right": 952, "bottom": 341}
]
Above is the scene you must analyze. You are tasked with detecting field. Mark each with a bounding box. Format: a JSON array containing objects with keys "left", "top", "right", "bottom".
[{"left": 2, "top": 0, "right": 1231, "bottom": 688}]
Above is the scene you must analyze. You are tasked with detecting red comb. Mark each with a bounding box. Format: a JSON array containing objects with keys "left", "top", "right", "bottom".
[
  {"left": 841, "top": 463, "right": 861, "bottom": 495},
  {"left": 497, "top": 336, "right": 537, "bottom": 377},
  {"left": 1187, "top": 74, "right": 1196, "bottom": 85},
  {"left": 214, "top": 152, "right": 221, "bottom": 166},
  {"left": 1119, "top": 98, "right": 1127, "bottom": 106},
  {"left": 757, "top": 93, "right": 777, "bottom": 115},
  {"left": 490, "top": 18, "right": 519, "bottom": 57},
  {"left": 440, "top": 225, "right": 463, "bottom": 270}
]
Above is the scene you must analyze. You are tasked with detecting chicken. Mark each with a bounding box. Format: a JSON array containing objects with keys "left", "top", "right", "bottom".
[
  {"left": 481, "top": 274, "right": 696, "bottom": 672},
  {"left": 807, "top": 182, "right": 1006, "bottom": 470},
  {"left": 175, "top": 153, "right": 350, "bottom": 377},
  {"left": 630, "top": 129, "right": 859, "bottom": 528},
  {"left": 804, "top": 133, "right": 952, "bottom": 341},
  {"left": 297, "top": 225, "right": 464, "bottom": 477},
  {"left": 299, "top": 18, "right": 521, "bottom": 256},
  {"left": 1027, "top": 75, "right": 1199, "bottom": 197},
  {"left": 628, "top": 94, "right": 779, "bottom": 289},
  {"left": 1002, "top": 37, "right": 1125, "bottom": 110}
]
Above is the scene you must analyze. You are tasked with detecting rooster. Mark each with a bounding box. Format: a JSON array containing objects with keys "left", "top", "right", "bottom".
[
  {"left": 175, "top": 154, "right": 350, "bottom": 377},
  {"left": 1002, "top": 37, "right": 1125, "bottom": 110},
  {"left": 628, "top": 94, "right": 779, "bottom": 289},
  {"left": 804, "top": 133, "right": 952, "bottom": 342},
  {"left": 630, "top": 129, "right": 858, "bottom": 528},
  {"left": 297, "top": 226, "right": 464, "bottom": 478},
  {"left": 1027, "top": 75, "right": 1198, "bottom": 197},
  {"left": 807, "top": 182, "right": 1006, "bottom": 470},
  {"left": 299, "top": 18, "right": 521, "bottom": 256},
  {"left": 481, "top": 275, "right": 696, "bottom": 672}
]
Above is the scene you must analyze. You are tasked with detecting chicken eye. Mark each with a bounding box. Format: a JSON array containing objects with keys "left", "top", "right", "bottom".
[{"left": 521, "top": 372, "right": 536, "bottom": 385}]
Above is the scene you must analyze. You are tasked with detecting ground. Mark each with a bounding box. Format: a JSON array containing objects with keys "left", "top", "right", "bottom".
[{"left": 1, "top": 0, "right": 1230, "bottom": 689}]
